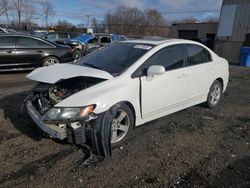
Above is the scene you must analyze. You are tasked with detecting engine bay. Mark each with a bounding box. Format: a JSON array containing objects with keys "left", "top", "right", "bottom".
[{"left": 30, "top": 76, "right": 105, "bottom": 114}]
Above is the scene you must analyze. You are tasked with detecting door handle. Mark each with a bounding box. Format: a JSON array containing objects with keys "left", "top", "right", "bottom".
[
  {"left": 6, "top": 50, "right": 13, "bottom": 54},
  {"left": 177, "top": 73, "right": 188, "bottom": 78},
  {"left": 37, "top": 50, "right": 43, "bottom": 53}
]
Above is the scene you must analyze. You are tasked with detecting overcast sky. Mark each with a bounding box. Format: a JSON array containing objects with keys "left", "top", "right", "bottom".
[
  {"left": 46, "top": 0, "right": 223, "bottom": 25},
  {"left": 1, "top": 0, "right": 223, "bottom": 26}
]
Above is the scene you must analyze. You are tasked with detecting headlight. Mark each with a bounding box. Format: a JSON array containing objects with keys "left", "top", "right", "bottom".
[{"left": 42, "top": 105, "right": 96, "bottom": 123}]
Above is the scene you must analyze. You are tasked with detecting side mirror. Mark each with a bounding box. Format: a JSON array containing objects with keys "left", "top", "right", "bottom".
[{"left": 147, "top": 65, "right": 165, "bottom": 80}]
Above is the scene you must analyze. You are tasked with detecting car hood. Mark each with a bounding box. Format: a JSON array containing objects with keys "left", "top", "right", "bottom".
[{"left": 26, "top": 63, "right": 113, "bottom": 84}]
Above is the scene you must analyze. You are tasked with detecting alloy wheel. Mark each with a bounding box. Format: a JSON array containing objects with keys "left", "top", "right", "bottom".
[
  {"left": 44, "top": 58, "right": 59, "bottom": 66},
  {"left": 209, "top": 83, "right": 221, "bottom": 106},
  {"left": 111, "top": 109, "right": 130, "bottom": 144}
]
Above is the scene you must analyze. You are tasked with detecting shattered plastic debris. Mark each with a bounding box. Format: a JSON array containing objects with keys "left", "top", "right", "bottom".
[
  {"left": 230, "top": 154, "right": 237, "bottom": 158},
  {"left": 169, "top": 179, "right": 187, "bottom": 188},
  {"left": 81, "top": 152, "right": 104, "bottom": 166},
  {"left": 202, "top": 116, "right": 215, "bottom": 120},
  {"left": 79, "top": 178, "right": 83, "bottom": 183}
]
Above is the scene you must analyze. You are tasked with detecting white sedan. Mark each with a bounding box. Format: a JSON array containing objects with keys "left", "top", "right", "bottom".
[{"left": 25, "top": 39, "right": 229, "bottom": 157}]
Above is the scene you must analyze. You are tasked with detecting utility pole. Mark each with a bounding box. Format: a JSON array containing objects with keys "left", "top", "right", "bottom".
[{"left": 86, "top": 14, "right": 90, "bottom": 28}]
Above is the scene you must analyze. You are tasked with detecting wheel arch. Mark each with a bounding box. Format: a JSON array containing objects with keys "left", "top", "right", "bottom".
[{"left": 215, "top": 78, "right": 224, "bottom": 90}]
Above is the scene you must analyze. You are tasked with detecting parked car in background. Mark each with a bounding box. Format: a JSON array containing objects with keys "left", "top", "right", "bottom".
[
  {"left": 57, "top": 40, "right": 85, "bottom": 60},
  {"left": 0, "top": 34, "right": 74, "bottom": 72},
  {"left": 32, "top": 30, "right": 48, "bottom": 38},
  {"left": 24, "top": 39, "right": 229, "bottom": 157},
  {"left": 0, "top": 27, "right": 16, "bottom": 33},
  {"left": 71, "top": 33, "right": 125, "bottom": 54},
  {"left": 43, "top": 32, "right": 80, "bottom": 42}
]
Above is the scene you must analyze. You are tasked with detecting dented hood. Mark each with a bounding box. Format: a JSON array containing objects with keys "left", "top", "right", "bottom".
[{"left": 26, "top": 63, "right": 113, "bottom": 84}]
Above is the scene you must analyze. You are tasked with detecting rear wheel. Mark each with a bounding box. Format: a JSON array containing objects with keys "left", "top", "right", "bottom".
[
  {"left": 206, "top": 80, "right": 223, "bottom": 108},
  {"left": 42, "top": 56, "right": 60, "bottom": 67}
]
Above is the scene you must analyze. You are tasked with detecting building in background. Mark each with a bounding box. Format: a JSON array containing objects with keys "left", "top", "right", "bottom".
[
  {"left": 169, "top": 22, "right": 218, "bottom": 49},
  {"left": 215, "top": 0, "right": 250, "bottom": 64}
]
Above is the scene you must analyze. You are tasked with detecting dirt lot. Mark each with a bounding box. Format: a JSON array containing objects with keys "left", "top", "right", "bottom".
[{"left": 0, "top": 66, "right": 249, "bottom": 188}]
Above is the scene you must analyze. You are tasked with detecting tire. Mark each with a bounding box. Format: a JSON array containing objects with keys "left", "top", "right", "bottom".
[
  {"left": 206, "top": 80, "right": 223, "bottom": 108},
  {"left": 109, "top": 103, "right": 134, "bottom": 148},
  {"left": 42, "top": 56, "right": 60, "bottom": 67},
  {"left": 72, "top": 49, "right": 81, "bottom": 60}
]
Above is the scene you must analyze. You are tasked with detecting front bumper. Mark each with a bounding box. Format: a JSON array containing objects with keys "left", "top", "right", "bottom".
[
  {"left": 26, "top": 101, "right": 67, "bottom": 140},
  {"left": 25, "top": 100, "right": 111, "bottom": 157}
]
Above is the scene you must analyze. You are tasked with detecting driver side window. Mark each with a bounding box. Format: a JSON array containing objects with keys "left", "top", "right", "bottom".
[
  {"left": 132, "top": 44, "right": 185, "bottom": 77},
  {"left": 145, "top": 45, "right": 185, "bottom": 71}
]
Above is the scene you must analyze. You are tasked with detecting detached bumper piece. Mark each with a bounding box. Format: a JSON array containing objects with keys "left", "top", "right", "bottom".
[
  {"left": 25, "top": 101, "right": 112, "bottom": 159},
  {"left": 67, "top": 126, "right": 86, "bottom": 145},
  {"left": 26, "top": 101, "right": 67, "bottom": 140}
]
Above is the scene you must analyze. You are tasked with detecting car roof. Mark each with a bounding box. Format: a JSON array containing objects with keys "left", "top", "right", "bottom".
[
  {"left": 122, "top": 38, "right": 200, "bottom": 46},
  {"left": 122, "top": 38, "right": 205, "bottom": 46},
  {"left": 0, "top": 33, "right": 32, "bottom": 37},
  {"left": 0, "top": 33, "right": 57, "bottom": 44}
]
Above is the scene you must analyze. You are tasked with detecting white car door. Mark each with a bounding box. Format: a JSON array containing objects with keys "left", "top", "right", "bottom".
[
  {"left": 186, "top": 44, "right": 215, "bottom": 102},
  {"left": 137, "top": 45, "right": 189, "bottom": 119}
]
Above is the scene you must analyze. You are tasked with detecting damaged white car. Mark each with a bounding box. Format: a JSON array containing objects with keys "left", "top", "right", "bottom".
[{"left": 24, "top": 39, "right": 229, "bottom": 157}]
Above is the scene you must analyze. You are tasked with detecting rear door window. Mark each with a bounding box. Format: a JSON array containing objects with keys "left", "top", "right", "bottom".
[
  {"left": 0, "top": 36, "right": 16, "bottom": 48},
  {"left": 187, "top": 44, "right": 212, "bottom": 66},
  {"left": 145, "top": 44, "right": 185, "bottom": 71},
  {"left": 16, "top": 37, "right": 53, "bottom": 48}
]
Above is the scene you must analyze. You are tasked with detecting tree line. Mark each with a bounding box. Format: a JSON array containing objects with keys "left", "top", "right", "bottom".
[
  {"left": 0, "top": 2, "right": 218, "bottom": 37},
  {"left": 0, "top": 0, "right": 54, "bottom": 29},
  {"left": 91, "top": 6, "right": 169, "bottom": 37}
]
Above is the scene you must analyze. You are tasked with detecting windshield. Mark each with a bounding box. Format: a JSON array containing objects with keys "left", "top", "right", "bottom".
[{"left": 76, "top": 43, "right": 153, "bottom": 76}]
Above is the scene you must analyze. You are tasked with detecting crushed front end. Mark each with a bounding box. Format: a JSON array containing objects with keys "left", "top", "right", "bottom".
[{"left": 24, "top": 76, "right": 111, "bottom": 157}]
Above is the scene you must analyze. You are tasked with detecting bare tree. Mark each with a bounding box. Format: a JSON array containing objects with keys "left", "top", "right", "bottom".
[
  {"left": 57, "top": 19, "right": 74, "bottom": 31},
  {"left": 105, "top": 6, "right": 168, "bottom": 37},
  {"left": 0, "top": 1, "right": 6, "bottom": 16},
  {"left": 145, "top": 9, "right": 167, "bottom": 36},
  {"left": 0, "top": 0, "right": 10, "bottom": 23},
  {"left": 24, "top": 1, "right": 37, "bottom": 24},
  {"left": 41, "top": 0, "right": 54, "bottom": 28},
  {"left": 23, "top": 1, "right": 36, "bottom": 29},
  {"left": 12, "top": 0, "right": 24, "bottom": 28}
]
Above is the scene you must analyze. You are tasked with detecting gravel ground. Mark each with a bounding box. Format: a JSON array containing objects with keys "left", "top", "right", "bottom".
[{"left": 0, "top": 66, "right": 249, "bottom": 188}]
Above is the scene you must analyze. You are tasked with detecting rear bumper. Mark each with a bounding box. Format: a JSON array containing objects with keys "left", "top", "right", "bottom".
[{"left": 26, "top": 101, "right": 67, "bottom": 140}]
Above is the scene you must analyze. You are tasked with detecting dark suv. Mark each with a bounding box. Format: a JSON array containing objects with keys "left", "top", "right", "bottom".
[{"left": 0, "top": 34, "right": 74, "bottom": 72}]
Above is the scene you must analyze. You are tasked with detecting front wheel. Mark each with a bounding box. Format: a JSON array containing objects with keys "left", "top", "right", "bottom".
[
  {"left": 206, "top": 80, "right": 223, "bottom": 108},
  {"left": 72, "top": 49, "right": 81, "bottom": 60},
  {"left": 110, "top": 104, "right": 134, "bottom": 147}
]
